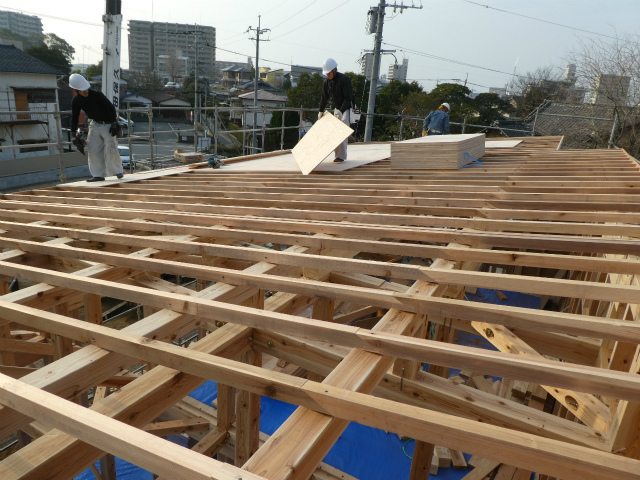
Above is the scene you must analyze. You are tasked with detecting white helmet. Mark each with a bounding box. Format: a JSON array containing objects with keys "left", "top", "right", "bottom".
[
  {"left": 441, "top": 102, "right": 451, "bottom": 112},
  {"left": 322, "top": 58, "right": 338, "bottom": 75},
  {"left": 69, "top": 73, "right": 90, "bottom": 91}
]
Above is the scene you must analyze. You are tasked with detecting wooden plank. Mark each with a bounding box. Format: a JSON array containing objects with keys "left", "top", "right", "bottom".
[
  {"left": 235, "top": 349, "right": 261, "bottom": 467},
  {"left": 0, "top": 372, "right": 266, "bottom": 480},
  {"left": 3, "top": 295, "right": 640, "bottom": 405},
  {"left": 409, "top": 440, "right": 435, "bottom": 480},
  {"left": 461, "top": 457, "right": 500, "bottom": 480},
  {"left": 0, "top": 323, "right": 253, "bottom": 479},
  {"left": 292, "top": 114, "right": 353, "bottom": 175},
  {"left": 143, "top": 418, "right": 211, "bottom": 437}
]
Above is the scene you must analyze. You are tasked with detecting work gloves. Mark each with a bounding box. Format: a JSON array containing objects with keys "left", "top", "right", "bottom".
[{"left": 109, "top": 121, "right": 121, "bottom": 137}]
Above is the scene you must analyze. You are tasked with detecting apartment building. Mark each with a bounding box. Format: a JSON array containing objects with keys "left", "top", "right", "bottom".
[
  {"left": 388, "top": 58, "right": 408, "bottom": 83},
  {"left": 0, "top": 10, "right": 43, "bottom": 38},
  {"left": 128, "top": 20, "right": 215, "bottom": 79}
]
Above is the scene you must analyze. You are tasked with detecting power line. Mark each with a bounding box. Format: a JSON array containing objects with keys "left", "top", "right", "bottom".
[
  {"left": 459, "top": 0, "right": 620, "bottom": 42},
  {"left": 0, "top": 5, "right": 101, "bottom": 27},
  {"left": 271, "top": 0, "right": 352, "bottom": 40},
  {"left": 382, "top": 41, "right": 526, "bottom": 79},
  {"left": 270, "top": 0, "right": 319, "bottom": 29}
]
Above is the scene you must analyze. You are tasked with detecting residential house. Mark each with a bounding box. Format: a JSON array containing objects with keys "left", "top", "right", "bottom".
[
  {"left": 221, "top": 65, "right": 252, "bottom": 88},
  {"left": 0, "top": 45, "right": 61, "bottom": 162},
  {"left": 0, "top": 44, "right": 89, "bottom": 189},
  {"left": 230, "top": 89, "right": 287, "bottom": 130},
  {"left": 144, "top": 91, "right": 191, "bottom": 119},
  {"left": 265, "top": 69, "right": 285, "bottom": 88}
]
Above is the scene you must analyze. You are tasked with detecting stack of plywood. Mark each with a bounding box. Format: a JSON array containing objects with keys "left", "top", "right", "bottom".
[
  {"left": 174, "top": 149, "right": 203, "bottom": 163},
  {"left": 390, "top": 133, "right": 485, "bottom": 169}
]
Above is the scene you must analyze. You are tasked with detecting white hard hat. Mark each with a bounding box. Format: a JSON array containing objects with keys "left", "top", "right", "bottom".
[
  {"left": 322, "top": 58, "right": 338, "bottom": 75},
  {"left": 69, "top": 73, "right": 90, "bottom": 91},
  {"left": 441, "top": 102, "right": 451, "bottom": 112}
]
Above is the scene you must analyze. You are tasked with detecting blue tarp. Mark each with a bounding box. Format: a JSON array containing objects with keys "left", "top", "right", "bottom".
[{"left": 75, "top": 288, "right": 539, "bottom": 480}]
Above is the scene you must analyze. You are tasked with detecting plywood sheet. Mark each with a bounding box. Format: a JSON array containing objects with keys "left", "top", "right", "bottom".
[
  {"left": 292, "top": 114, "right": 354, "bottom": 175},
  {"left": 486, "top": 140, "right": 523, "bottom": 148},
  {"left": 208, "top": 144, "right": 390, "bottom": 173}
]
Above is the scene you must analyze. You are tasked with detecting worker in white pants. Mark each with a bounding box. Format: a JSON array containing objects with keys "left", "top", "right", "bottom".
[
  {"left": 333, "top": 108, "right": 350, "bottom": 161},
  {"left": 87, "top": 121, "right": 122, "bottom": 179},
  {"left": 69, "top": 73, "right": 124, "bottom": 182},
  {"left": 318, "top": 57, "right": 354, "bottom": 163}
]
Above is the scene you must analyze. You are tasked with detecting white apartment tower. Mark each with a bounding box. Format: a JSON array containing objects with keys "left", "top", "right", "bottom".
[
  {"left": 0, "top": 10, "right": 43, "bottom": 37},
  {"left": 388, "top": 58, "right": 409, "bottom": 83},
  {"left": 360, "top": 52, "right": 374, "bottom": 80},
  {"left": 589, "top": 73, "right": 631, "bottom": 106},
  {"left": 128, "top": 20, "right": 215, "bottom": 79}
]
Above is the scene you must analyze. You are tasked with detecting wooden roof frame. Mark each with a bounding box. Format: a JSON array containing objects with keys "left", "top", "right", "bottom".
[{"left": 0, "top": 136, "right": 639, "bottom": 479}]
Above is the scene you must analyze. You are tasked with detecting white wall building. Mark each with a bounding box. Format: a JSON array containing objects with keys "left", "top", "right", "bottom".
[
  {"left": 0, "top": 10, "right": 43, "bottom": 37},
  {"left": 0, "top": 45, "right": 61, "bottom": 163},
  {"left": 388, "top": 58, "right": 409, "bottom": 83},
  {"left": 360, "top": 53, "right": 374, "bottom": 80},
  {"left": 589, "top": 73, "right": 631, "bottom": 106},
  {"left": 128, "top": 21, "right": 215, "bottom": 78}
]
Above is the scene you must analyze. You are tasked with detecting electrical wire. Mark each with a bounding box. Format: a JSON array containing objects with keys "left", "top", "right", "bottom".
[
  {"left": 382, "top": 42, "right": 526, "bottom": 79},
  {"left": 0, "top": 5, "right": 102, "bottom": 27},
  {"left": 271, "top": 0, "right": 352, "bottom": 40},
  {"left": 270, "top": 0, "right": 319, "bottom": 30},
  {"left": 402, "top": 438, "right": 414, "bottom": 459},
  {"left": 459, "top": 0, "right": 622, "bottom": 42}
]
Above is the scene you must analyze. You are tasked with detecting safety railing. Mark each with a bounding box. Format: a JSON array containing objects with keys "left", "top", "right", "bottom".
[{"left": 2, "top": 103, "right": 534, "bottom": 184}]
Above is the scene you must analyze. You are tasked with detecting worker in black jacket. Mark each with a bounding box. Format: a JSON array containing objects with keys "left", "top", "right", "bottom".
[
  {"left": 318, "top": 58, "right": 353, "bottom": 162},
  {"left": 69, "top": 74, "right": 123, "bottom": 182}
]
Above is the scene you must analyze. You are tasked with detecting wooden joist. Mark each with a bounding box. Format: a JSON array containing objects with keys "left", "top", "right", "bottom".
[{"left": 0, "top": 136, "right": 639, "bottom": 479}]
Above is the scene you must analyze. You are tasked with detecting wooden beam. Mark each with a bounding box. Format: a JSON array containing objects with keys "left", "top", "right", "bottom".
[
  {"left": 2, "top": 298, "right": 640, "bottom": 404},
  {"left": 0, "top": 373, "right": 266, "bottom": 480}
]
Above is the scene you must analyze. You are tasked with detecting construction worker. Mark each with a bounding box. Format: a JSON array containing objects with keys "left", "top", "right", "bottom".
[
  {"left": 318, "top": 58, "right": 353, "bottom": 162},
  {"left": 422, "top": 103, "right": 451, "bottom": 136},
  {"left": 69, "top": 73, "right": 123, "bottom": 182}
]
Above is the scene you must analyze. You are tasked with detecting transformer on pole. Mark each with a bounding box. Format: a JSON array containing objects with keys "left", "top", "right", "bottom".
[{"left": 363, "top": 1, "right": 422, "bottom": 143}]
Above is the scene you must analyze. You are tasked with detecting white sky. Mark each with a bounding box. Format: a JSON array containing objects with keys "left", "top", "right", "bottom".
[{"left": 4, "top": 1, "right": 639, "bottom": 94}]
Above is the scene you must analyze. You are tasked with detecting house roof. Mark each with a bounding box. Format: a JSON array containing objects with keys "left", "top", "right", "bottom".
[
  {"left": 0, "top": 44, "right": 63, "bottom": 76},
  {"left": 237, "top": 90, "right": 287, "bottom": 102},
  {"left": 237, "top": 79, "right": 281, "bottom": 93},
  {"left": 222, "top": 65, "right": 252, "bottom": 73},
  {"left": 143, "top": 92, "right": 179, "bottom": 103}
]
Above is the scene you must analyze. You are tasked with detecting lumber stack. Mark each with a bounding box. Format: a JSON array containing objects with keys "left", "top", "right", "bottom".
[
  {"left": 174, "top": 149, "right": 203, "bottom": 163},
  {"left": 390, "top": 133, "right": 485, "bottom": 169}
]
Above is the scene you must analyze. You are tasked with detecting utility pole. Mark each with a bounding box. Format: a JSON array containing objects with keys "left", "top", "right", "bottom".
[
  {"left": 101, "top": 0, "right": 123, "bottom": 111},
  {"left": 194, "top": 24, "right": 199, "bottom": 132},
  {"left": 248, "top": 16, "right": 269, "bottom": 152},
  {"left": 363, "top": 1, "right": 422, "bottom": 143}
]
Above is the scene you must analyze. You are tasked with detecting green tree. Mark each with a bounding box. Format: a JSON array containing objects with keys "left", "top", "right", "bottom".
[
  {"left": 471, "top": 93, "right": 514, "bottom": 127},
  {"left": 423, "top": 83, "right": 473, "bottom": 133},
  {"left": 86, "top": 61, "right": 103, "bottom": 80},
  {"left": 0, "top": 28, "right": 42, "bottom": 50},
  {"left": 127, "top": 69, "right": 164, "bottom": 97},
  {"left": 44, "top": 33, "right": 75, "bottom": 64},
  {"left": 286, "top": 72, "right": 324, "bottom": 109},
  {"left": 25, "top": 44, "right": 71, "bottom": 75},
  {"left": 371, "top": 80, "right": 425, "bottom": 139},
  {"left": 25, "top": 33, "right": 75, "bottom": 76}
]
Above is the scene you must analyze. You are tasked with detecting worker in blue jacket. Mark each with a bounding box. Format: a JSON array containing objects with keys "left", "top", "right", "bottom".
[{"left": 422, "top": 103, "right": 450, "bottom": 136}]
